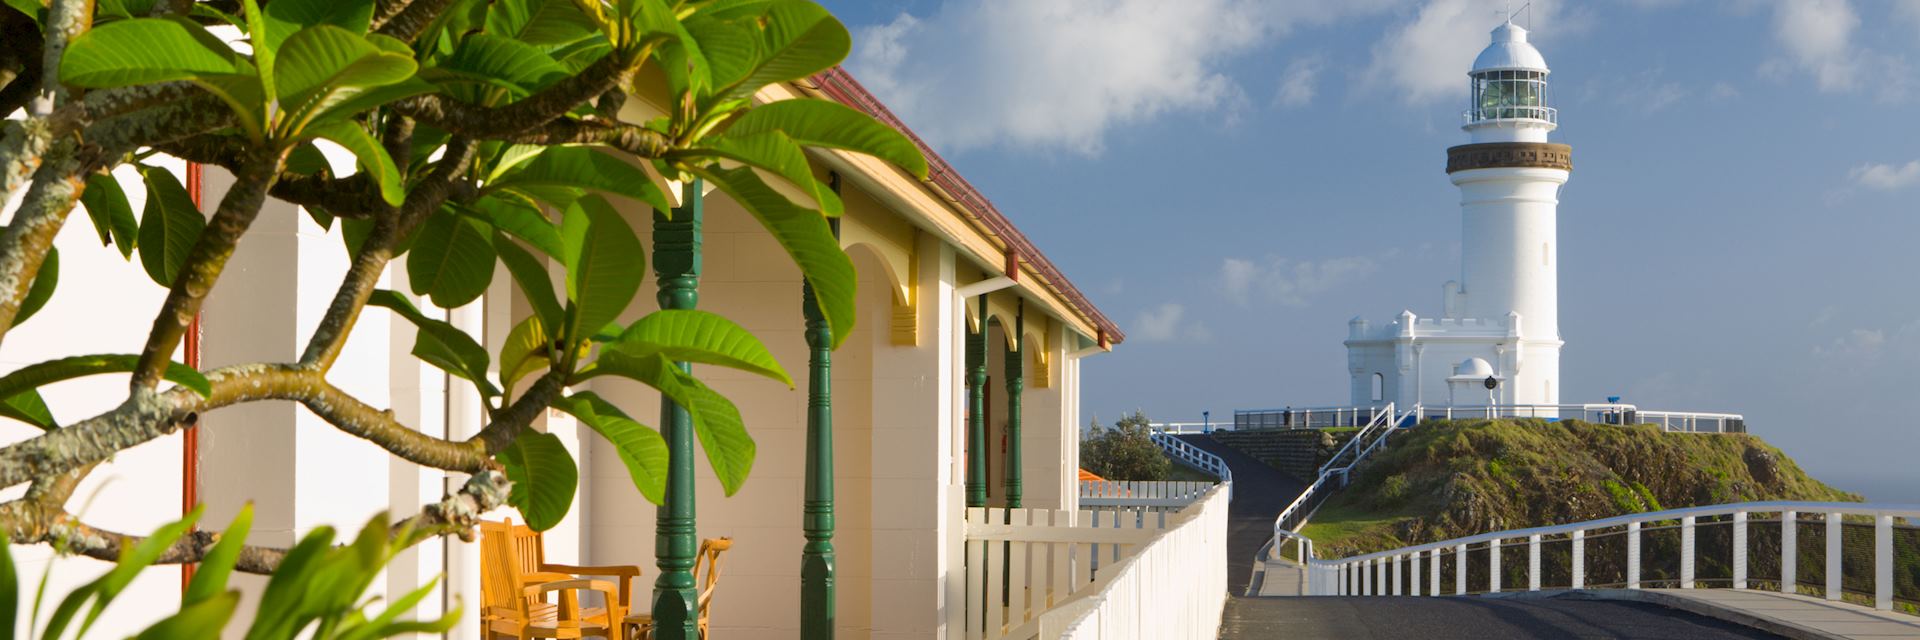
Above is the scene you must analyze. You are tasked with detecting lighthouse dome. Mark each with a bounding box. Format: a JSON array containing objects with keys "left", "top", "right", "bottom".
[{"left": 1472, "top": 21, "right": 1547, "bottom": 73}]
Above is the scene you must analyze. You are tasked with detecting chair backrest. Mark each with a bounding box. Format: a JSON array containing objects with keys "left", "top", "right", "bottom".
[
  {"left": 479, "top": 519, "right": 530, "bottom": 620},
  {"left": 508, "top": 520, "right": 546, "bottom": 576},
  {"left": 695, "top": 537, "right": 732, "bottom": 625}
]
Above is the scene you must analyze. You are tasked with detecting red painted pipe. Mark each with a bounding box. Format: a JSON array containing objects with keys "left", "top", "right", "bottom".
[{"left": 181, "top": 161, "right": 203, "bottom": 591}]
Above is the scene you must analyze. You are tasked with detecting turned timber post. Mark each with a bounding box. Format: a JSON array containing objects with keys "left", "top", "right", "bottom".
[
  {"left": 1003, "top": 300, "right": 1023, "bottom": 509},
  {"left": 651, "top": 183, "right": 702, "bottom": 640},
  {"left": 965, "top": 294, "right": 988, "bottom": 508},
  {"left": 800, "top": 178, "right": 840, "bottom": 639}
]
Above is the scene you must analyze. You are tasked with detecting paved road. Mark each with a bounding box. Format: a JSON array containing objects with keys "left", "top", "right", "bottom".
[
  {"left": 1219, "top": 596, "right": 1789, "bottom": 639},
  {"left": 1172, "top": 433, "right": 1306, "bottom": 594}
]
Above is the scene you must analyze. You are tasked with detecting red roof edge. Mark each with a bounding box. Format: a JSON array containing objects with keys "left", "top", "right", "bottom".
[{"left": 809, "top": 66, "right": 1125, "bottom": 346}]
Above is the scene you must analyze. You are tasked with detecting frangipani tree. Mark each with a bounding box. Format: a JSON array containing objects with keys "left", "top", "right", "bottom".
[{"left": 0, "top": 0, "right": 926, "bottom": 633}]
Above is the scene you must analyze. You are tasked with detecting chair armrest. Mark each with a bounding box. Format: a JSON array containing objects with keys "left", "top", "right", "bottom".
[
  {"left": 524, "top": 578, "right": 617, "bottom": 597},
  {"left": 541, "top": 563, "right": 641, "bottom": 578}
]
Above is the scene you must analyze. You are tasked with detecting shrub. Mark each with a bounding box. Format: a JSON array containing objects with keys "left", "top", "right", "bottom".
[{"left": 1082, "top": 412, "right": 1171, "bottom": 481}]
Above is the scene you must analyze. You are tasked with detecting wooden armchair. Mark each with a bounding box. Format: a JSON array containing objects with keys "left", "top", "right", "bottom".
[
  {"left": 481, "top": 519, "right": 643, "bottom": 639},
  {"left": 621, "top": 537, "right": 732, "bottom": 640}
]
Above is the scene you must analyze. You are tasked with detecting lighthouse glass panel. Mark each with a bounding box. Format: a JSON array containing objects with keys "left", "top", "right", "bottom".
[{"left": 1469, "top": 70, "right": 1551, "bottom": 123}]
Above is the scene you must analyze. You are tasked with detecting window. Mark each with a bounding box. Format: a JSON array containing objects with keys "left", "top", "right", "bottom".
[
  {"left": 1371, "top": 373, "right": 1385, "bottom": 403},
  {"left": 1469, "top": 70, "right": 1549, "bottom": 121}
]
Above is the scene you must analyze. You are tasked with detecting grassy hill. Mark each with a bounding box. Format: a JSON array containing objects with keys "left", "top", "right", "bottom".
[{"left": 1301, "top": 419, "right": 1856, "bottom": 557}]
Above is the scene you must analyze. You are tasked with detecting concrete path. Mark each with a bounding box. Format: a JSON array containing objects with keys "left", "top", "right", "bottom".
[
  {"left": 1171, "top": 433, "right": 1306, "bottom": 595},
  {"left": 1616, "top": 589, "right": 1920, "bottom": 640},
  {"left": 1219, "top": 595, "right": 1790, "bottom": 639}
]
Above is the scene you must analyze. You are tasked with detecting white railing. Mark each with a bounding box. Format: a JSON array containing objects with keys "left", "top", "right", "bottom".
[
  {"left": 963, "top": 485, "right": 1231, "bottom": 640},
  {"left": 1463, "top": 105, "right": 1557, "bottom": 124},
  {"left": 1146, "top": 421, "right": 1218, "bottom": 435},
  {"left": 1305, "top": 501, "right": 1920, "bottom": 611},
  {"left": 1146, "top": 430, "right": 1233, "bottom": 496},
  {"left": 1234, "top": 405, "right": 1384, "bottom": 430},
  {"left": 1078, "top": 480, "right": 1215, "bottom": 508},
  {"left": 1259, "top": 404, "right": 1409, "bottom": 592},
  {"left": 1411, "top": 404, "right": 1746, "bottom": 433}
]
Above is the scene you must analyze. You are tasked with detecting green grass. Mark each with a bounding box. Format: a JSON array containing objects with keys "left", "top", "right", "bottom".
[
  {"left": 1297, "top": 419, "right": 1856, "bottom": 558},
  {"left": 1168, "top": 463, "right": 1219, "bottom": 483}
]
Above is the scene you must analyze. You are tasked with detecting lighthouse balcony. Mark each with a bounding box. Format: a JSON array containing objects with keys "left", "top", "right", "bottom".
[{"left": 1462, "top": 104, "right": 1556, "bottom": 125}]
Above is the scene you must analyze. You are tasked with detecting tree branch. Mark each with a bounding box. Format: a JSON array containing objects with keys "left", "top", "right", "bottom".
[
  {"left": 2, "top": 471, "right": 512, "bottom": 574},
  {"left": 0, "top": 146, "right": 85, "bottom": 346},
  {"left": 374, "top": 0, "right": 458, "bottom": 43},
  {"left": 130, "top": 148, "right": 288, "bottom": 390},
  {"left": 298, "top": 139, "right": 477, "bottom": 370},
  {"left": 507, "top": 119, "right": 673, "bottom": 158},
  {"left": 391, "top": 52, "right": 639, "bottom": 141}
]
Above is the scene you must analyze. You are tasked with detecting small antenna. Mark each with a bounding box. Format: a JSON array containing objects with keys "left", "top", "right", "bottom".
[{"left": 1519, "top": 2, "right": 1532, "bottom": 29}]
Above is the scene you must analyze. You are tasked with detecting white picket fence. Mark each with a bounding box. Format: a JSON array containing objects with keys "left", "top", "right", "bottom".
[
  {"left": 963, "top": 484, "right": 1230, "bottom": 640},
  {"left": 1077, "top": 480, "right": 1214, "bottom": 508}
]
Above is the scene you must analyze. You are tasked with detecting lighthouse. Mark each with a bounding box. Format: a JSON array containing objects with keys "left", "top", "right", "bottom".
[{"left": 1345, "top": 19, "right": 1570, "bottom": 410}]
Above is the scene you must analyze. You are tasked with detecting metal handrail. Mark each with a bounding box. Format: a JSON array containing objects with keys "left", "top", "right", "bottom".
[
  {"left": 1148, "top": 429, "right": 1233, "bottom": 499},
  {"left": 1307, "top": 500, "right": 1920, "bottom": 610}
]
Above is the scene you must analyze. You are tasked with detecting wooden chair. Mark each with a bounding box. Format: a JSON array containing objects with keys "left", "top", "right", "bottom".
[
  {"left": 481, "top": 519, "right": 643, "bottom": 639},
  {"left": 620, "top": 537, "right": 732, "bottom": 640}
]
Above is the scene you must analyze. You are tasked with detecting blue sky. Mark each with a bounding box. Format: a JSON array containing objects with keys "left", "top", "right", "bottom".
[{"left": 815, "top": 0, "right": 1920, "bottom": 502}]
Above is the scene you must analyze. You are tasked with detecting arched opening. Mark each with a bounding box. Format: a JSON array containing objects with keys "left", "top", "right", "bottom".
[{"left": 1371, "top": 373, "right": 1385, "bottom": 403}]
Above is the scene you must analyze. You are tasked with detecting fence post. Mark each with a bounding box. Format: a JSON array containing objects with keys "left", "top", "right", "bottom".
[
  {"left": 1489, "top": 539, "right": 1501, "bottom": 593},
  {"left": 1364, "top": 558, "right": 1373, "bottom": 596},
  {"left": 1876, "top": 515, "right": 1893, "bottom": 611},
  {"left": 1410, "top": 552, "right": 1421, "bottom": 597},
  {"left": 1377, "top": 557, "right": 1387, "bottom": 595},
  {"left": 1392, "top": 555, "right": 1402, "bottom": 596},
  {"left": 1430, "top": 549, "right": 1441, "bottom": 597},
  {"left": 1627, "top": 521, "right": 1641, "bottom": 589},
  {"left": 1681, "top": 515, "right": 1696, "bottom": 589},
  {"left": 1455, "top": 544, "right": 1467, "bottom": 595},
  {"left": 1826, "top": 512, "right": 1842, "bottom": 601},
  {"left": 1571, "top": 530, "right": 1584, "bottom": 590},
  {"left": 1528, "top": 534, "right": 1541, "bottom": 592},
  {"left": 1733, "top": 510, "right": 1748, "bottom": 590},
  {"left": 1782, "top": 510, "right": 1797, "bottom": 594}
]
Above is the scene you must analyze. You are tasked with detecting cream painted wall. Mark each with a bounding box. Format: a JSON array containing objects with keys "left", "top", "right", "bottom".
[{"left": 1, "top": 160, "right": 188, "bottom": 638}]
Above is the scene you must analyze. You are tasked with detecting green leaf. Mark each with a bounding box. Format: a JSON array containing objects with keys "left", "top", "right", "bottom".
[
  {"left": 1, "top": 539, "right": 16, "bottom": 639},
  {"left": 465, "top": 196, "right": 561, "bottom": 257},
  {"left": 137, "top": 165, "right": 206, "bottom": 287},
  {"left": 684, "top": 12, "right": 758, "bottom": 92},
  {"left": 15, "top": 247, "right": 56, "bottom": 327},
  {"left": 492, "top": 232, "right": 564, "bottom": 331},
  {"left": 693, "top": 166, "right": 856, "bottom": 347},
  {"left": 498, "top": 314, "right": 552, "bottom": 394},
  {"left": 136, "top": 591, "right": 239, "bottom": 640},
  {"left": 713, "top": 1, "right": 848, "bottom": 103},
  {"left": 555, "top": 392, "right": 668, "bottom": 504},
  {"left": 496, "top": 431, "right": 577, "bottom": 531},
  {"left": 274, "top": 25, "right": 418, "bottom": 133},
  {"left": 726, "top": 98, "right": 928, "bottom": 179},
  {"left": 574, "top": 352, "right": 754, "bottom": 495},
  {"left": 689, "top": 130, "right": 840, "bottom": 214},
  {"left": 306, "top": 77, "right": 439, "bottom": 128},
  {"left": 3, "top": 0, "right": 42, "bottom": 27},
  {"left": 262, "top": 0, "right": 375, "bottom": 52},
  {"left": 59, "top": 17, "right": 247, "bottom": 88},
  {"left": 0, "top": 354, "right": 211, "bottom": 402},
  {"left": 489, "top": 146, "right": 671, "bottom": 213},
  {"left": 406, "top": 209, "right": 497, "bottom": 309},
  {"left": 335, "top": 577, "right": 456, "bottom": 640},
  {"left": 560, "top": 196, "right": 645, "bottom": 344},
  {"left": 368, "top": 290, "right": 500, "bottom": 397},
  {"left": 184, "top": 504, "right": 253, "bottom": 607},
  {"left": 81, "top": 173, "right": 139, "bottom": 257},
  {"left": 244, "top": 525, "right": 335, "bottom": 640},
  {"left": 79, "top": 507, "right": 204, "bottom": 637},
  {"left": 487, "top": 0, "right": 597, "bottom": 45},
  {"left": 436, "top": 33, "right": 567, "bottom": 96},
  {"left": 241, "top": 0, "right": 276, "bottom": 106},
  {"left": 0, "top": 390, "right": 56, "bottom": 430},
  {"left": 611, "top": 309, "right": 790, "bottom": 386},
  {"left": 306, "top": 120, "right": 404, "bottom": 206}
]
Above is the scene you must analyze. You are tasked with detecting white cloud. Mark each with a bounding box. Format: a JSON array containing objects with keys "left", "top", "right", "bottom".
[
  {"left": 1365, "top": 0, "right": 1585, "bottom": 104},
  {"left": 849, "top": 0, "right": 1408, "bottom": 154},
  {"left": 1274, "top": 55, "right": 1325, "bottom": 108},
  {"left": 1849, "top": 160, "right": 1920, "bottom": 190},
  {"left": 1219, "top": 255, "right": 1380, "bottom": 306},
  {"left": 1771, "top": 0, "right": 1862, "bottom": 92},
  {"left": 1814, "top": 328, "right": 1887, "bottom": 360},
  {"left": 1132, "top": 303, "right": 1210, "bottom": 343}
]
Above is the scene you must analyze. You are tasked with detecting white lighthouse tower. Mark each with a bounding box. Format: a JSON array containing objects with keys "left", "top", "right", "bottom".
[{"left": 1345, "top": 19, "right": 1571, "bottom": 410}]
